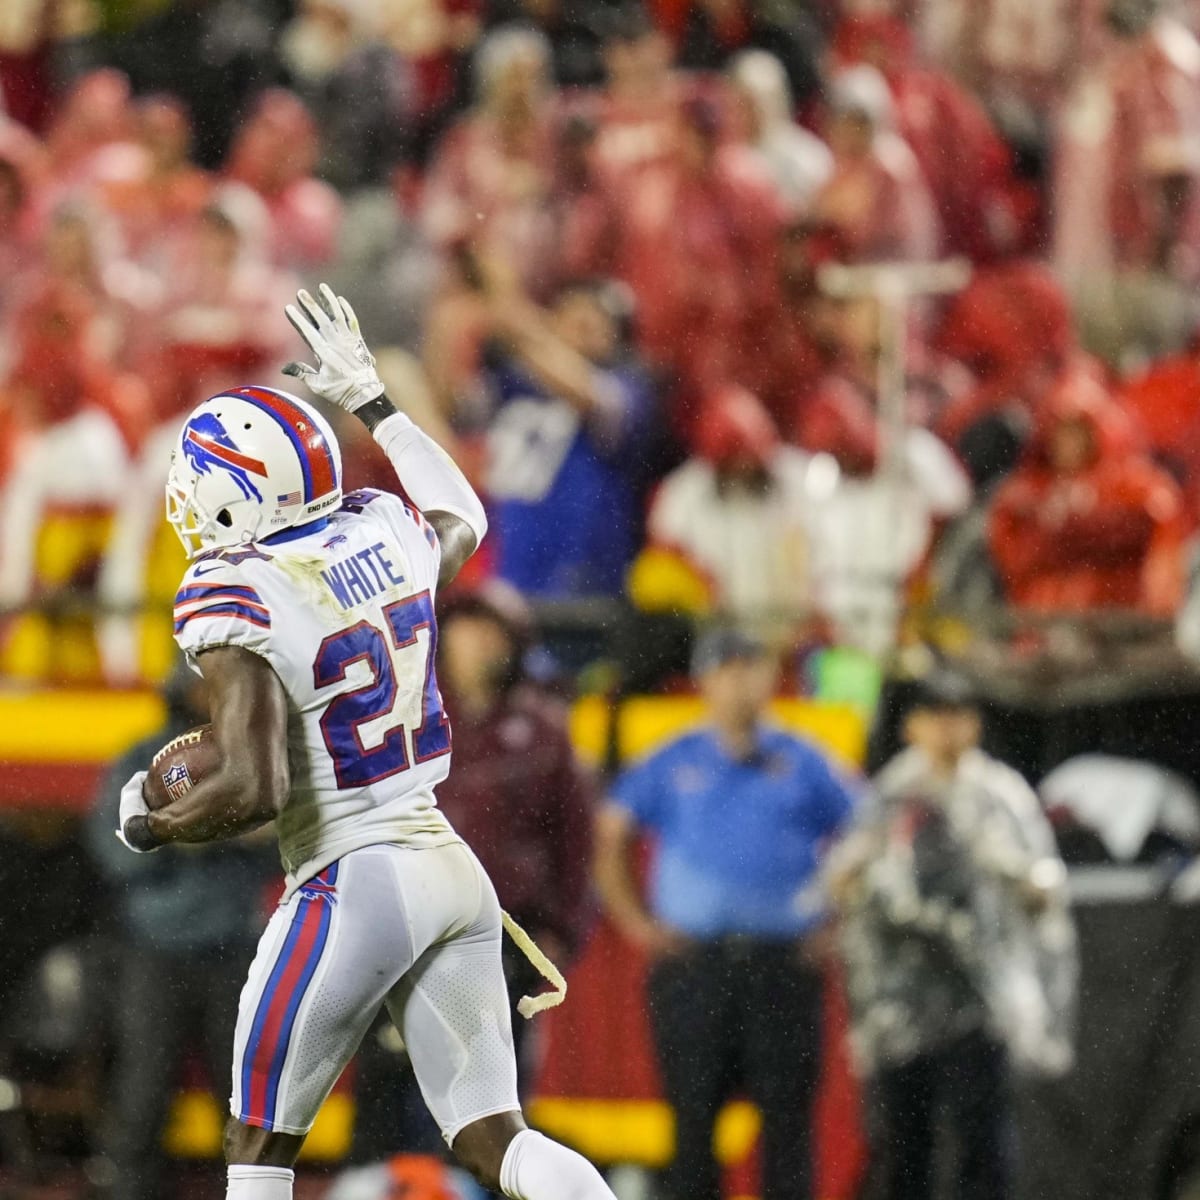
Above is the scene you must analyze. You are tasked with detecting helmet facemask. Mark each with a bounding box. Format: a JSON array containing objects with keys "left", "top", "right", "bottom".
[{"left": 166, "top": 449, "right": 265, "bottom": 558}]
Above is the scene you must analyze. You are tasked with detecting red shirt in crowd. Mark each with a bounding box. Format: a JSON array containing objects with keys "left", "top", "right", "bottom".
[
  {"left": 935, "top": 259, "right": 1083, "bottom": 446},
  {"left": 1055, "top": 16, "right": 1200, "bottom": 283},
  {"left": 614, "top": 112, "right": 786, "bottom": 428},
  {"left": 988, "top": 376, "right": 1186, "bottom": 615},
  {"left": 833, "top": 15, "right": 1016, "bottom": 260},
  {"left": 1118, "top": 347, "right": 1200, "bottom": 505},
  {"left": 224, "top": 89, "right": 342, "bottom": 270}
]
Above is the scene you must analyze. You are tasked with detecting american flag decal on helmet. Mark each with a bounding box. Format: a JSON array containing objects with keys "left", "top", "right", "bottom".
[
  {"left": 277, "top": 491, "right": 302, "bottom": 505},
  {"left": 162, "top": 762, "right": 193, "bottom": 802}
]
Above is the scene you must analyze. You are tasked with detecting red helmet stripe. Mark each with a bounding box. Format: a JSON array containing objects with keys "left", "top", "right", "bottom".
[{"left": 230, "top": 386, "right": 338, "bottom": 501}]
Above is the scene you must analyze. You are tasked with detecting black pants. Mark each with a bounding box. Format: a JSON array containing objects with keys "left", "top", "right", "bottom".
[
  {"left": 100, "top": 942, "right": 252, "bottom": 1200},
  {"left": 647, "top": 938, "right": 824, "bottom": 1200},
  {"left": 873, "top": 1030, "right": 1011, "bottom": 1200}
]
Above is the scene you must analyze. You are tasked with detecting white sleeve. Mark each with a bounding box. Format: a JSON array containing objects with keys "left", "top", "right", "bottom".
[
  {"left": 172, "top": 558, "right": 274, "bottom": 668},
  {"left": 372, "top": 412, "right": 488, "bottom": 546}
]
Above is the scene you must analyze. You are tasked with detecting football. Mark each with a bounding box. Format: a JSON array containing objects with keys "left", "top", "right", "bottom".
[{"left": 142, "top": 724, "right": 221, "bottom": 811}]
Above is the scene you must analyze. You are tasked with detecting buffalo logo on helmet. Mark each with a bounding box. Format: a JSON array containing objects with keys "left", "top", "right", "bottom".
[{"left": 182, "top": 413, "right": 268, "bottom": 503}]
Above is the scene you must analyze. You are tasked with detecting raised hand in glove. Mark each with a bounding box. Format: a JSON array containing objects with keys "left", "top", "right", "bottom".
[{"left": 283, "top": 284, "right": 385, "bottom": 413}]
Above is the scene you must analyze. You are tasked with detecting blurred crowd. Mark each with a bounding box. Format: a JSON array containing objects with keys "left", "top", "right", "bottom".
[
  {"left": 5, "top": 0, "right": 1200, "bottom": 687},
  {"left": 7, "top": 5, "right": 1200, "bottom": 1197}
]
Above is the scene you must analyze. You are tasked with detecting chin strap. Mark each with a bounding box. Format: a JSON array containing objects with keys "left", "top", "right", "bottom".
[{"left": 502, "top": 911, "right": 568, "bottom": 1018}]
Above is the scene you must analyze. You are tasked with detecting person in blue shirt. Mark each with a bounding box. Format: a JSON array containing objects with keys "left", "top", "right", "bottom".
[
  {"left": 595, "top": 628, "right": 857, "bottom": 1200},
  {"left": 471, "top": 270, "right": 657, "bottom": 598}
]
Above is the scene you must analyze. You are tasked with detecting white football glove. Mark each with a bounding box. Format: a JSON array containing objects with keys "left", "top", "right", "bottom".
[
  {"left": 115, "top": 770, "right": 153, "bottom": 853},
  {"left": 282, "top": 284, "right": 385, "bottom": 412}
]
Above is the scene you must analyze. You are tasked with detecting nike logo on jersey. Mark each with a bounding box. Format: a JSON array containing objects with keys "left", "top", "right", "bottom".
[{"left": 321, "top": 542, "right": 406, "bottom": 611}]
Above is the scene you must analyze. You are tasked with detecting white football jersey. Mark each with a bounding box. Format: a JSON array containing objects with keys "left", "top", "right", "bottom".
[{"left": 173, "top": 488, "right": 462, "bottom": 895}]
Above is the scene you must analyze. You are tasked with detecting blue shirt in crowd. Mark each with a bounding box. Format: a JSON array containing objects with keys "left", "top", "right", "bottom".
[
  {"left": 612, "top": 725, "right": 857, "bottom": 938},
  {"left": 483, "top": 358, "right": 652, "bottom": 599}
]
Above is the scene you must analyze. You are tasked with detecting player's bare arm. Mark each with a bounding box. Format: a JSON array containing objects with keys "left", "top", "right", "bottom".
[
  {"left": 282, "top": 284, "right": 487, "bottom": 588},
  {"left": 122, "top": 646, "right": 289, "bottom": 850}
]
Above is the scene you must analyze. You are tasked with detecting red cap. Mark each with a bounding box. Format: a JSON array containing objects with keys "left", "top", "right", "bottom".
[{"left": 694, "top": 385, "right": 779, "bottom": 466}]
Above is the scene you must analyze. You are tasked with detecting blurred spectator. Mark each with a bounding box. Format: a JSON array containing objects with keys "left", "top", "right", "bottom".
[
  {"left": 829, "top": 671, "right": 1074, "bottom": 1200},
  {"left": 0, "top": 282, "right": 144, "bottom": 621},
  {"left": 801, "top": 411, "right": 971, "bottom": 655},
  {"left": 421, "top": 26, "right": 558, "bottom": 295},
  {"left": 147, "top": 189, "right": 296, "bottom": 417},
  {"left": 0, "top": 0, "right": 58, "bottom": 131},
  {"left": 279, "top": 0, "right": 410, "bottom": 191},
  {"left": 796, "top": 296, "right": 972, "bottom": 654},
  {"left": 614, "top": 92, "right": 786, "bottom": 425},
  {"left": 28, "top": 200, "right": 158, "bottom": 365},
  {"left": 640, "top": 385, "right": 813, "bottom": 639},
  {"left": 590, "top": 5, "right": 693, "bottom": 185},
  {"left": 435, "top": 586, "right": 595, "bottom": 1024},
  {"left": 675, "top": 0, "right": 823, "bottom": 109},
  {"left": 37, "top": 69, "right": 141, "bottom": 219},
  {"left": 373, "top": 0, "right": 483, "bottom": 170},
  {"left": 224, "top": 88, "right": 343, "bottom": 271},
  {"left": 1055, "top": 1, "right": 1200, "bottom": 362},
  {"left": 0, "top": 118, "right": 43, "bottom": 309},
  {"left": 923, "top": 0, "right": 1109, "bottom": 130},
  {"left": 814, "top": 65, "right": 939, "bottom": 264},
  {"left": 86, "top": 660, "right": 275, "bottom": 1200},
  {"left": 1119, "top": 333, "right": 1200, "bottom": 502},
  {"left": 463, "top": 266, "right": 656, "bottom": 598},
  {"left": 727, "top": 49, "right": 832, "bottom": 218},
  {"left": 99, "top": 94, "right": 213, "bottom": 269},
  {"left": 550, "top": 109, "right": 624, "bottom": 283},
  {"left": 487, "top": 0, "right": 611, "bottom": 88},
  {"left": 595, "top": 628, "right": 856, "bottom": 1200},
  {"left": 0, "top": 938, "right": 110, "bottom": 1184},
  {"left": 987, "top": 373, "right": 1187, "bottom": 615},
  {"left": 935, "top": 260, "right": 1086, "bottom": 487},
  {"left": 97, "top": 189, "right": 296, "bottom": 684},
  {"left": 745, "top": 219, "right": 838, "bottom": 428},
  {"left": 833, "top": 13, "right": 1016, "bottom": 261},
  {"left": 107, "top": 0, "right": 281, "bottom": 169}
]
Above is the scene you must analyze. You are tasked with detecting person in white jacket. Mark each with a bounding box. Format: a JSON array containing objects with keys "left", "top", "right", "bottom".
[{"left": 829, "top": 670, "right": 1076, "bottom": 1200}]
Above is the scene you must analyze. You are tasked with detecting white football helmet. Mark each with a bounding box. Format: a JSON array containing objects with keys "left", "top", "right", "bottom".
[{"left": 166, "top": 385, "right": 343, "bottom": 558}]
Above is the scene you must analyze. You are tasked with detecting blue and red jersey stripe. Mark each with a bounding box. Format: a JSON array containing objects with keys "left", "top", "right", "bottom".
[
  {"left": 173, "top": 582, "right": 272, "bottom": 634},
  {"left": 175, "top": 582, "right": 265, "bottom": 607},
  {"left": 173, "top": 603, "right": 271, "bottom": 635},
  {"left": 240, "top": 885, "right": 335, "bottom": 1129}
]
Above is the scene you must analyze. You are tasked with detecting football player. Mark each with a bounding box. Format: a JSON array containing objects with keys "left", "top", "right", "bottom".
[{"left": 115, "top": 285, "right": 618, "bottom": 1200}]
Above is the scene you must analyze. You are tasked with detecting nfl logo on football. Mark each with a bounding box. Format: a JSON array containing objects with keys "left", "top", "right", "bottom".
[{"left": 162, "top": 762, "right": 193, "bottom": 802}]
